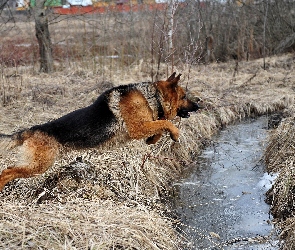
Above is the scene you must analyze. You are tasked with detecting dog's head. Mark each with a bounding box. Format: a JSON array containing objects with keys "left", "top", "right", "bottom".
[{"left": 156, "top": 72, "right": 199, "bottom": 120}]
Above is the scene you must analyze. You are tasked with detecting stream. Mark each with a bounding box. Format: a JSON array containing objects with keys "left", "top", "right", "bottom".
[{"left": 174, "top": 117, "right": 280, "bottom": 249}]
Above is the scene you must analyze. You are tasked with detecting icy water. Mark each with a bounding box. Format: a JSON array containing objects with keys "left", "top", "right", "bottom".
[{"left": 174, "top": 117, "right": 280, "bottom": 249}]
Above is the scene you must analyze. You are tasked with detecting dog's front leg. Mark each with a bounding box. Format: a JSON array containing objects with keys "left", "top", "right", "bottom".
[
  {"left": 119, "top": 90, "right": 179, "bottom": 143},
  {"left": 126, "top": 120, "right": 179, "bottom": 142}
]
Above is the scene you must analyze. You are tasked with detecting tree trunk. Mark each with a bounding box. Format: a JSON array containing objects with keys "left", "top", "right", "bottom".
[{"left": 33, "top": 1, "right": 53, "bottom": 73}]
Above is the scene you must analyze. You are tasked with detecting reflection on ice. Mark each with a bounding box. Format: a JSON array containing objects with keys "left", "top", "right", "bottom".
[{"left": 174, "top": 117, "right": 280, "bottom": 249}]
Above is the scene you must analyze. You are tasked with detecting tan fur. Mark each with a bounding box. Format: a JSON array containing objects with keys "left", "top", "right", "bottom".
[
  {"left": 119, "top": 76, "right": 188, "bottom": 143},
  {"left": 119, "top": 90, "right": 179, "bottom": 141},
  {"left": 0, "top": 131, "right": 59, "bottom": 190}
]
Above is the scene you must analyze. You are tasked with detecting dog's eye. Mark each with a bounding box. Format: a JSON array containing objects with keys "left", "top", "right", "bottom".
[{"left": 181, "top": 95, "right": 187, "bottom": 100}]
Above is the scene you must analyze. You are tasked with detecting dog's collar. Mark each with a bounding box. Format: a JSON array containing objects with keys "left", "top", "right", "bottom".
[{"left": 155, "top": 91, "right": 165, "bottom": 120}]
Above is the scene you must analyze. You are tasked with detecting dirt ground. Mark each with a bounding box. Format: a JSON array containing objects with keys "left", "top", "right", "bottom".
[{"left": 0, "top": 53, "right": 294, "bottom": 249}]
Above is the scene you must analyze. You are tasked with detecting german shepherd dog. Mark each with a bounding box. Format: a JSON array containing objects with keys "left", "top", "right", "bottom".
[{"left": 0, "top": 73, "right": 199, "bottom": 191}]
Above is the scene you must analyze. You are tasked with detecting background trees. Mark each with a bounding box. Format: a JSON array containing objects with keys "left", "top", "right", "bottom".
[
  {"left": 0, "top": 0, "right": 294, "bottom": 75},
  {"left": 33, "top": 0, "right": 53, "bottom": 72}
]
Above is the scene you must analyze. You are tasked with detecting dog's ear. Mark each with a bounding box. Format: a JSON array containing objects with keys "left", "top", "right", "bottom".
[
  {"left": 170, "top": 73, "right": 181, "bottom": 88},
  {"left": 167, "top": 72, "right": 176, "bottom": 82}
]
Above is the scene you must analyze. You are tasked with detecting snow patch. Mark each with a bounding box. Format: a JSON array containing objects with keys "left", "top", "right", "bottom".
[{"left": 257, "top": 172, "right": 279, "bottom": 191}]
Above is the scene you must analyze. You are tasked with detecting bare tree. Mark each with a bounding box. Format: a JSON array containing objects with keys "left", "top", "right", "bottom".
[
  {"left": 263, "top": 0, "right": 269, "bottom": 70},
  {"left": 0, "top": 0, "right": 10, "bottom": 11},
  {"left": 33, "top": 0, "right": 53, "bottom": 73},
  {"left": 0, "top": 0, "right": 15, "bottom": 26}
]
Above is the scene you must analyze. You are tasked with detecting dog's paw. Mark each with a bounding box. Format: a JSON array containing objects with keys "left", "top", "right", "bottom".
[
  {"left": 146, "top": 133, "right": 163, "bottom": 145},
  {"left": 0, "top": 178, "right": 5, "bottom": 192},
  {"left": 170, "top": 128, "right": 179, "bottom": 142}
]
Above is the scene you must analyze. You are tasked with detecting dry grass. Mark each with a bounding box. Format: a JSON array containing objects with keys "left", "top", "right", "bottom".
[
  {"left": 264, "top": 109, "right": 295, "bottom": 250},
  {"left": 0, "top": 53, "right": 294, "bottom": 249},
  {"left": 0, "top": 200, "right": 182, "bottom": 249}
]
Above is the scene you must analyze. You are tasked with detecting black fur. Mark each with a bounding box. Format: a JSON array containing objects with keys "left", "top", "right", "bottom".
[{"left": 30, "top": 89, "right": 117, "bottom": 148}]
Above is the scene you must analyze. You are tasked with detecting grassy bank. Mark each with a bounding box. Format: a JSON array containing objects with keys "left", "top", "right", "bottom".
[
  {"left": 0, "top": 54, "right": 294, "bottom": 249},
  {"left": 265, "top": 107, "right": 295, "bottom": 250}
]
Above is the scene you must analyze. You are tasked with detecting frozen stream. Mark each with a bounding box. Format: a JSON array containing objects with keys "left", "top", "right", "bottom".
[{"left": 174, "top": 117, "right": 280, "bottom": 249}]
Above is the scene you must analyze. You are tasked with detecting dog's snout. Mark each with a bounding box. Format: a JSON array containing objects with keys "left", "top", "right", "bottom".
[{"left": 193, "top": 102, "right": 199, "bottom": 111}]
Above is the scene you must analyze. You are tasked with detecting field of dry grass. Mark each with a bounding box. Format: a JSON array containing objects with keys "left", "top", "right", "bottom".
[{"left": 0, "top": 52, "right": 294, "bottom": 249}]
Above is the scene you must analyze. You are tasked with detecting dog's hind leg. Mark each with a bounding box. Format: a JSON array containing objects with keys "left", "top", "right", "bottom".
[{"left": 0, "top": 131, "right": 59, "bottom": 191}]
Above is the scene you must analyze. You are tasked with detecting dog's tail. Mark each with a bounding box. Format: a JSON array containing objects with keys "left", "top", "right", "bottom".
[{"left": 0, "top": 131, "right": 31, "bottom": 154}]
